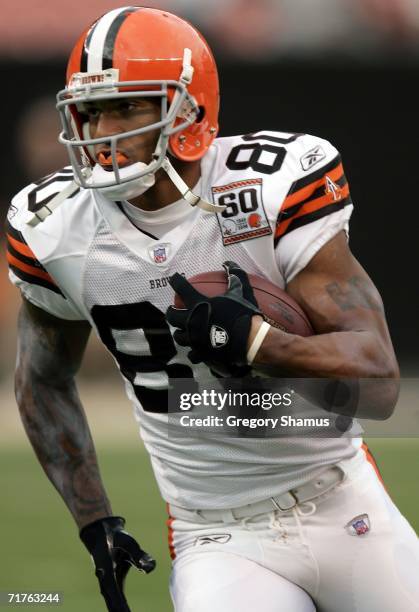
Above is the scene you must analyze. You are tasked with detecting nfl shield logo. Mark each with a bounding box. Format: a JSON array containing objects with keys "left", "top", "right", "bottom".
[
  {"left": 153, "top": 246, "right": 167, "bottom": 263},
  {"left": 346, "top": 514, "right": 371, "bottom": 536}
]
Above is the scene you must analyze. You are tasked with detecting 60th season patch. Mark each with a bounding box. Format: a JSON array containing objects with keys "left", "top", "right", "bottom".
[{"left": 212, "top": 179, "right": 272, "bottom": 245}]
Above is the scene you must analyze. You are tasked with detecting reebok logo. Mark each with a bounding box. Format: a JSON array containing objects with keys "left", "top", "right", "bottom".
[
  {"left": 300, "top": 145, "right": 326, "bottom": 171},
  {"left": 195, "top": 534, "right": 232, "bottom": 546}
]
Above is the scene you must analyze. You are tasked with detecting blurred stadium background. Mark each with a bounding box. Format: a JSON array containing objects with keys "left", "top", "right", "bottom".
[{"left": 1, "top": 1, "right": 418, "bottom": 610}]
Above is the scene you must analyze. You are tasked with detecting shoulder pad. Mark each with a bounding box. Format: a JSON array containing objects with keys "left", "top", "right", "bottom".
[
  {"left": 8, "top": 168, "right": 97, "bottom": 265},
  {"left": 8, "top": 167, "right": 79, "bottom": 228},
  {"left": 25, "top": 167, "right": 80, "bottom": 226},
  {"left": 276, "top": 135, "right": 352, "bottom": 243},
  {"left": 281, "top": 133, "right": 340, "bottom": 179},
  {"left": 6, "top": 187, "right": 65, "bottom": 296}
]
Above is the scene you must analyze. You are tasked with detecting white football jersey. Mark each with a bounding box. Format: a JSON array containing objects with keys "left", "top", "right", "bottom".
[{"left": 7, "top": 131, "right": 360, "bottom": 509}]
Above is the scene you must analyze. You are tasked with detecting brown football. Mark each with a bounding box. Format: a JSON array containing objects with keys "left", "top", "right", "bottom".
[{"left": 174, "top": 271, "right": 314, "bottom": 336}]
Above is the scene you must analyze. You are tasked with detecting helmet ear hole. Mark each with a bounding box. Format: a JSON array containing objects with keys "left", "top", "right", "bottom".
[{"left": 196, "top": 106, "right": 205, "bottom": 123}]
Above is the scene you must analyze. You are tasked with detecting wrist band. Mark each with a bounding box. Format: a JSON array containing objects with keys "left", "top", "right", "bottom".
[{"left": 247, "top": 321, "right": 271, "bottom": 365}]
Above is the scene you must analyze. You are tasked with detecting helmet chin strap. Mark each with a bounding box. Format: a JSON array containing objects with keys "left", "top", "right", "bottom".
[
  {"left": 162, "top": 157, "right": 225, "bottom": 213},
  {"left": 92, "top": 155, "right": 225, "bottom": 213},
  {"left": 159, "top": 48, "right": 225, "bottom": 213},
  {"left": 25, "top": 156, "right": 225, "bottom": 227},
  {"left": 86, "top": 149, "right": 226, "bottom": 212}
]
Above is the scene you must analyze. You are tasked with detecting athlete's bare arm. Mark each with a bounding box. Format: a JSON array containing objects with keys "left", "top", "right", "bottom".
[
  {"left": 252, "top": 232, "right": 399, "bottom": 417},
  {"left": 15, "top": 297, "right": 112, "bottom": 529}
]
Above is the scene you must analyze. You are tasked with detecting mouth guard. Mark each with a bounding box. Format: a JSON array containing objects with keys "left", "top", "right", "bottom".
[{"left": 98, "top": 151, "right": 129, "bottom": 166}]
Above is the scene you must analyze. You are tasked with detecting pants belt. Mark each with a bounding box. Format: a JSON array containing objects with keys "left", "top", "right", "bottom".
[{"left": 169, "top": 465, "right": 345, "bottom": 522}]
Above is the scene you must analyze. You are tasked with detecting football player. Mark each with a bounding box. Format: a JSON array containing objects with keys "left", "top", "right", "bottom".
[{"left": 7, "top": 7, "right": 419, "bottom": 612}]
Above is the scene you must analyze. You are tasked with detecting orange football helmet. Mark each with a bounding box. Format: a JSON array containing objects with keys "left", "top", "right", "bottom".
[{"left": 56, "top": 7, "right": 221, "bottom": 204}]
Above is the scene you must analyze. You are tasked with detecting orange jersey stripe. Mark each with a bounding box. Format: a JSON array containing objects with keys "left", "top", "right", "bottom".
[
  {"left": 7, "top": 251, "right": 57, "bottom": 285},
  {"left": 166, "top": 504, "right": 176, "bottom": 560},
  {"left": 362, "top": 442, "right": 387, "bottom": 489},
  {"left": 6, "top": 233, "right": 36, "bottom": 259},
  {"left": 275, "top": 183, "right": 350, "bottom": 239},
  {"left": 283, "top": 162, "right": 344, "bottom": 210}
]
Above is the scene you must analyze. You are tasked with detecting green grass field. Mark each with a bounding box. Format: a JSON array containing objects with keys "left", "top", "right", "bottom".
[
  {"left": 1, "top": 439, "right": 418, "bottom": 611},
  {"left": 1, "top": 445, "right": 172, "bottom": 611}
]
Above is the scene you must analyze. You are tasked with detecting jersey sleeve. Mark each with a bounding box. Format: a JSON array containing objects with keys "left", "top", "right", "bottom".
[
  {"left": 6, "top": 189, "right": 86, "bottom": 321},
  {"left": 274, "top": 138, "right": 353, "bottom": 283}
]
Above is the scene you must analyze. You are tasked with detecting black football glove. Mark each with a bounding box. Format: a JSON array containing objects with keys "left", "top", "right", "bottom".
[
  {"left": 80, "top": 516, "right": 156, "bottom": 612},
  {"left": 167, "top": 261, "right": 262, "bottom": 368}
]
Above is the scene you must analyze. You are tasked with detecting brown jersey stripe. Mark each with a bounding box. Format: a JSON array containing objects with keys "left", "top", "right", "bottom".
[
  {"left": 6, "top": 221, "right": 52, "bottom": 274},
  {"left": 5, "top": 219, "right": 27, "bottom": 242},
  {"left": 275, "top": 192, "right": 351, "bottom": 240},
  {"left": 6, "top": 233, "right": 37, "bottom": 260},
  {"left": 287, "top": 154, "right": 342, "bottom": 195},
  {"left": 9, "top": 262, "right": 64, "bottom": 296},
  {"left": 283, "top": 161, "right": 344, "bottom": 210},
  {"left": 7, "top": 251, "right": 57, "bottom": 284},
  {"left": 289, "top": 182, "right": 349, "bottom": 225},
  {"left": 276, "top": 183, "right": 350, "bottom": 239},
  {"left": 8, "top": 253, "right": 64, "bottom": 296},
  {"left": 281, "top": 174, "right": 348, "bottom": 219},
  {"left": 6, "top": 239, "right": 45, "bottom": 270},
  {"left": 274, "top": 196, "right": 352, "bottom": 244}
]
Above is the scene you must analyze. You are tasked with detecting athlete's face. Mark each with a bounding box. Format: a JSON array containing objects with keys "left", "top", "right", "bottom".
[{"left": 83, "top": 98, "right": 161, "bottom": 169}]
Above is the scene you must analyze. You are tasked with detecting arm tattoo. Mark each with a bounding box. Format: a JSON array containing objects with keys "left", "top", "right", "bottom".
[
  {"left": 326, "top": 276, "right": 384, "bottom": 313},
  {"left": 15, "top": 306, "right": 111, "bottom": 527}
]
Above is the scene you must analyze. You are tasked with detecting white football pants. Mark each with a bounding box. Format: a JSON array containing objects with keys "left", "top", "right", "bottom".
[{"left": 168, "top": 451, "right": 419, "bottom": 612}]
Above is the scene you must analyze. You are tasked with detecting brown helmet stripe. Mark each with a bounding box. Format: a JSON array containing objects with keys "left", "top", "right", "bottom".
[
  {"left": 80, "top": 20, "right": 99, "bottom": 73},
  {"left": 102, "top": 7, "right": 139, "bottom": 70},
  {"left": 79, "top": 7, "right": 139, "bottom": 74}
]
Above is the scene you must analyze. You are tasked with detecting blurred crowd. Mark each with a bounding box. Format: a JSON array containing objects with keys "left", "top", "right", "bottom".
[{"left": 1, "top": 0, "right": 419, "bottom": 60}]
